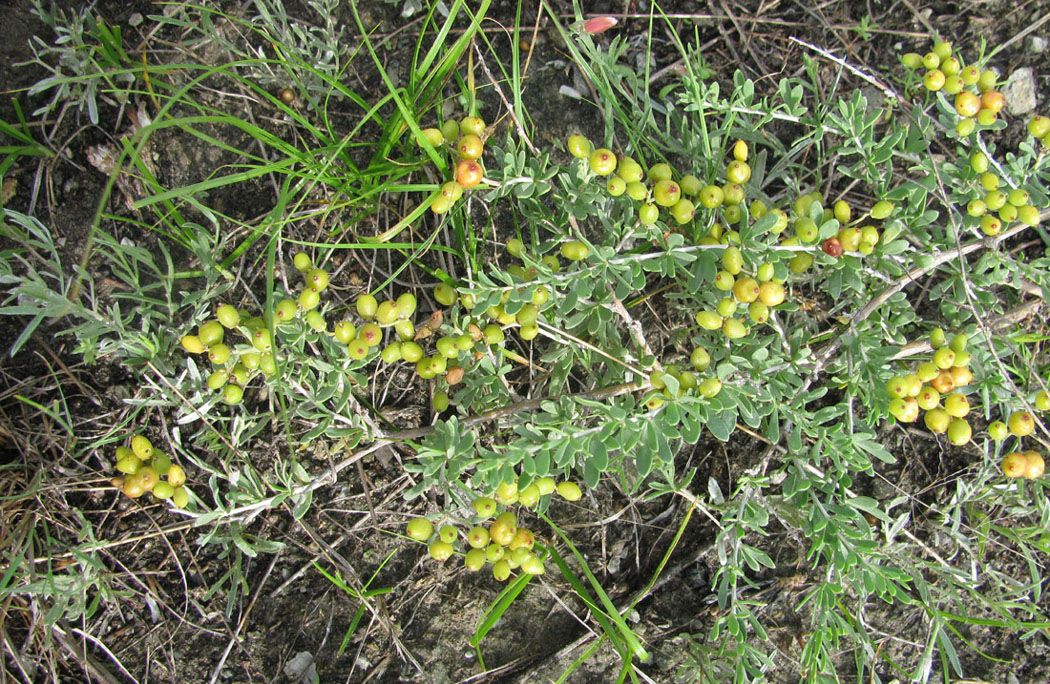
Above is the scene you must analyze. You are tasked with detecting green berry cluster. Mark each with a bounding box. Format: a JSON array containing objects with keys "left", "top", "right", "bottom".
[
  {"left": 901, "top": 40, "right": 1003, "bottom": 135},
  {"left": 817, "top": 199, "right": 883, "bottom": 258},
  {"left": 111, "top": 434, "right": 190, "bottom": 508},
  {"left": 569, "top": 132, "right": 892, "bottom": 284},
  {"left": 902, "top": 40, "right": 1050, "bottom": 151},
  {"left": 419, "top": 116, "right": 487, "bottom": 214},
  {"left": 180, "top": 253, "right": 333, "bottom": 404},
  {"left": 495, "top": 240, "right": 560, "bottom": 342},
  {"left": 885, "top": 329, "right": 976, "bottom": 445},
  {"left": 566, "top": 135, "right": 756, "bottom": 231},
  {"left": 901, "top": 40, "right": 1047, "bottom": 235},
  {"left": 987, "top": 384, "right": 1050, "bottom": 479},
  {"left": 693, "top": 245, "right": 787, "bottom": 341},
  {"left": 967, "top": 150, "right": 1043, "bottom": 234},
  {"left": 645, "top": 361, "right": 723, "bottom": 410},
  {"left": 405, "top": 477, "right": 584, "bottom": 582},
  {"left": 780, "top": 193, "right": 889, "bottom": 275},
  {"left": 358, "top": 282, "right": 490, "bottom": 386}
]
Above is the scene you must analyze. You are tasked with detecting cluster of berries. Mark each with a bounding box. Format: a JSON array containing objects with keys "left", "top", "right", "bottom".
[
  {"left": 886, "top": 329, "right": 976, "bottom": 445},
  {"left": 491, "top": 238, "right": 564, "bottom": 342},
  {"left": 968, "top": 151, "right": 1042, "bottom": 235},
  {"left": 421, "top": 116, "right": 487, "bottom": 214},
  {"left": 818, "top": 199, "right": 883, "bottom": 258},
  {"left": 645, "top": 361, "right": 723, "bottom": 411},
  {"left": 903, "top": 39, "right": 1050, "bottom": 150},
  {"left": 781, "top": 194, "right": 891, "bottom": 274},
  {"left": 566, "top": 135, "right": 756, "bottom": 231},
  {"left": 111, "top": 434, "right": 190, "bottom": 508},
  {"left": 901, "top": 40, "right": 1046, "bottom": 235},
  {"left": 568, "top": 133, "right": 897, "bottom": 281},
  {"left": 902, "top": 40, "right": 1004, "bottom": 136},
  {"left": 180, "top": 251, "right": 514, "bottom": 408},
  {"left": 1001, "top": 450, "right": 1045, "bottom": 480},
  {"left": 346, "top": 282, "right": 508, "bottom": 391},
  {"left": 989, "top": 389, "right": 1047, "bottom": 480},
  {"left": 694, "top": 245, "right": 788, "bottom": 340},
  {"left": 180, "top": 254, "right": 333, "bottom": 403},
  {"left": 405, "top": 478, "right": 584, "bottom": 581}
]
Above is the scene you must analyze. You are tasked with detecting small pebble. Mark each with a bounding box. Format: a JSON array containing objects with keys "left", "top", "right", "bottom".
[{"left": 1002, "top": 67, "right": 1037, "bottom": 115}]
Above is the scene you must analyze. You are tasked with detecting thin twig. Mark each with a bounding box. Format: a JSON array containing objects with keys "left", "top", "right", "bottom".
[
  {"left": 51, "top": 623, "right": 127, "bottom": 684},
  {"left": 381, "top": 380, "right": 642, "bottom": 442},
  {"left": 207, "top": 549, "right": 282, "bottom": 684},
  {"left": 789, "top": 36, "right": 901, "bottom": 102}
]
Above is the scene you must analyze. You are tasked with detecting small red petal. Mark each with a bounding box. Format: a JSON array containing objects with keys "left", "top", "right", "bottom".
[{"left": 583, "top": 16, "right": 618, "bottom": 34}]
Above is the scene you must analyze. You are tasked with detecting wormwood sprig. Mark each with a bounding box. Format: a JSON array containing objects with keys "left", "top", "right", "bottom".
[{"left": 24, "top": 0, "right": 133, "bottom": 126}]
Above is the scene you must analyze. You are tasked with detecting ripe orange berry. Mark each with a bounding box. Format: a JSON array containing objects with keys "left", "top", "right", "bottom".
[
  {"left": 981, "top": 90, "right": 1005, "bottom": 113},
  {"left": 929, "top": 370, "right": 955, "bottom": 395},
  {"left": 455, "top": 159, "right": 484, "bottom": 188}
]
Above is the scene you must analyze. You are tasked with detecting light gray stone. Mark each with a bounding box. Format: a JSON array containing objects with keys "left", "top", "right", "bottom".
[{"left": 1002, "top": 67, "right": 1037, "bottom": 115}]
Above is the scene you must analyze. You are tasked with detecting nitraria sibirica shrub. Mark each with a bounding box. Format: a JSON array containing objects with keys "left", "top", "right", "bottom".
[{"left": 4, "top": 6, "right": 1050, "bottom": 682}]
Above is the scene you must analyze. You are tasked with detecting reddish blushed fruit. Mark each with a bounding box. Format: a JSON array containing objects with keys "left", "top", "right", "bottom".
[
  {"left": 949, "top": 365, "right": 973, "bottom": 387},
  {"left": 582, "top": 15, "right": 618, "bottom": 33},
  {"left": 981, "top": 90, "right": 1005, "bottom": 113},
  {"left": 930, "top": 370, "right": 956, "bottom": 394},
  {"left": 456, "top": 159, "right": 484, "bottom": 188},
  {"left": 822, "top": 237, "right": 843, "bottom": 257}
]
